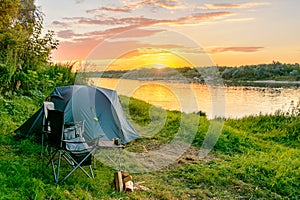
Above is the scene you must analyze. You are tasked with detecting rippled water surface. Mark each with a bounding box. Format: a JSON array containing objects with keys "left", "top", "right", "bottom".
[{"left": 96, "top": 78, "right": 300, "bottom": 119}]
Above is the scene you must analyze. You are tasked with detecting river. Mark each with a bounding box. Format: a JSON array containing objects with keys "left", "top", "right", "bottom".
[{"left": 93, "top": 78, "right": 300, "bottom": 119}]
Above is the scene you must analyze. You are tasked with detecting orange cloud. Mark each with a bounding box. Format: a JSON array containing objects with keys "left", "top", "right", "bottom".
[
  {"left": 86, "top": 0, "right": 183, "bottom": 14},
  {"left": 75, "top": 16, "right": 162, "bottom": 26},
  {"left": 87, "top": 6, "right": 132, "bottom": 13},
  {"left": 111, "top": 28, "right": 165, "bottom": 38},
  {"left": 56, "top": 11, "right": 232, "bottom": 29},
  {"left": 179, "top": 11, "right": 233, "bottom": 22},
  {"left": 148, "top": 0, "right": 179, "bottom": 9},
  {"left": 56, "top": 25, "right": 140, "bottom": 41},
  {"left": 199, "top": 2, "right": 271, "bottom": 10},
  {"left": 53, "top": 10, "right": 233, "bottom": 45},
  {"left": 209, "top": 46, "right": 264, "bottom": 54}
]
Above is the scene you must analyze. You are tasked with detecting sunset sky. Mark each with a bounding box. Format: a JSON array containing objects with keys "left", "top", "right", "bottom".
[{"left": 36, "top": 0, "right": 300, "bottom": 69}]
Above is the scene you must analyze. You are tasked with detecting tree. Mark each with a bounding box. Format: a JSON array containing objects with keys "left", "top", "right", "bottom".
[{"left": 0, "top": 0, "right": 58, "bottom": 94}]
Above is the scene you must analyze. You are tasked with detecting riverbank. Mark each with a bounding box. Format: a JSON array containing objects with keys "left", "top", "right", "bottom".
[
  {"left": 98, "top": 74, "right": 300, "bottom": 88},
  {"left": 251, "top": 80, "right": 300, "bottom": 84},
  {"left": 1, "top": 94, "right": 299, "bottom": 199},
  {"left": 224, "top": 79, "right": 300, "bottom": 88}
]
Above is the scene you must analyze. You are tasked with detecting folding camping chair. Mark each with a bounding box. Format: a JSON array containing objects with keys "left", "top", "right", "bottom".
[{"left": 45, "top": 109, "right": 98, "bottom": 183}]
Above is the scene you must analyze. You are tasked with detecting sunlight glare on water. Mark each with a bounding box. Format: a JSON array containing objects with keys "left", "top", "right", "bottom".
[
  {"left": 131, "top": 83, "right": 181, "bottom": 111},
  {"left": 96, "top": 78, "right": 300, "bottom": 119}
]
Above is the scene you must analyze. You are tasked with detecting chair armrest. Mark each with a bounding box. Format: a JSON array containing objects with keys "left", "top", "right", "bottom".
[
  {"left": 62, "top": 139, "right": 87, "bottom": 144},
  {"left": 64, "top": 137, "right": 93, "bottom": 152},
  {"left": 86, "top": 134, "right": 105, "bottom": 146}
]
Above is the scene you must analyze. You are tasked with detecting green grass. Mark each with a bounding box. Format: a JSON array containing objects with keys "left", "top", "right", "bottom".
[{"left": 1, "top": 94, "right": 299, "bottom": 199}]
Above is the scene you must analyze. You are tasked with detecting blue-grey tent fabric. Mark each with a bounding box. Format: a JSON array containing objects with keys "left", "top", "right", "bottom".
[{"left": 15, "top": 85, "right": 140, "bottom": 144}]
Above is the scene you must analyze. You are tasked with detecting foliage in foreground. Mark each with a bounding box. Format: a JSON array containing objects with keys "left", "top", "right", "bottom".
[
  {"left": 0, "top": 0, "right": 60, "bottom": 95},
  {"left": 0, "top": 91, "right": 299, "bottom": 199},
  {"left": 0, "top": 63, "right": 76, "bottom": 101}
]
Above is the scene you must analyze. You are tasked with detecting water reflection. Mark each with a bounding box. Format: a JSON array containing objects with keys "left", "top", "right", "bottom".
[
  {"left": 132, "top": 83, "right": 181, "bottom": 111},
  {"left": 96, "top": 78, "right": 300, "bottom": 119}
]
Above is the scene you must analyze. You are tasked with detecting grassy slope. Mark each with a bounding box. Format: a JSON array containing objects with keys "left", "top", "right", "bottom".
[{"left": 0, "top": 95, "right": 299, "bottom": 199}]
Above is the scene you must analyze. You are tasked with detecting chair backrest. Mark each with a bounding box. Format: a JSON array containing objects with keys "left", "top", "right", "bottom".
[
  {"left": 43, "top": 101, "right": 54, "bottom": 118},
  {"left": 63, "top": 121, "right": 89, "bottom": 152},
  {"left": 47, "top": 109, "right": 64, "bottom": 148},
  {"left": 64, "top": 121, "right": 85, "bottom": 139},
  {"left": 43, "top": 101, "right": 54, "bottom": 131}
]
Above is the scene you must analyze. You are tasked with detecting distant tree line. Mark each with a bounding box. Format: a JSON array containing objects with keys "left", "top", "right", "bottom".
[
  {"left": 219, "top": 61, "right": 300, "bottom": 81},
  {"left": 96, "top": 61, "right": 300, "bottom": 83}
]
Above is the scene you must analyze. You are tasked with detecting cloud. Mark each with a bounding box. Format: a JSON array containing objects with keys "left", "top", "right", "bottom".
[
  {"left": 57, "top": 29, "right": 105, "bottom": 39},
  {"left": 111, "top": 28, "right": 165, "bottom": 38},
  {"left": 73, "top": 1, "right": 270, "bottom": 16},
  {"left": 87, "top": 6, "right": 132, "bottom": 14},
  {"left": 56, "top": 27, "right": 164, "bottom": 43},
  {"left": 54, "top": 10, "right": 233, "bottom": 42},
  {"left": 100, "top": 24, "right": 149, "bottom": 38},
  {"left": 179, "top": 11, "right": 233, "bottom": 23},
  {"left": 199, "top": 2, "right": 271, "bottom": 10},
  {"left": 60, "top": 16, "right": 156, "bottom": 26},
  {"left": 209, "top": 46, "right": 264, "bottom": 54},
  {"left": 52, "top": 21, "right": 71, "bottom": 27},
  {"left": 223, "top": 18, "right": 255, "bottom": 22},
  {"left": 52, "top": 35, "right": 201, "bottom": 61},
  {"left": 147, "top": 0, "right": 180, "bottom": 9},
  {"left": 63, "top": 17, "right": 89, "bottom": 21},
  {"left": 76, "top": 16, "right": 159, "bottom": 26},
  {"left": 63, "top": 11, "right": 232, "bottom": 26},
  {"left": 86, "top": 0, "right": 184, "bottom": 14},
  {"left": 53, "top": 26, "right": 206, "bottom": 61},
  {"left": 75, "top": 0, "right": 85, "bottom": 4},
  {"left": 57, "top": 30, "right": 80, "bottom": 39},
  {"left": 85, "top": 39, "right": 200, "bottom": 60},
  {"left": 57, "top": 29, "right": 118, "bottom": 40}
]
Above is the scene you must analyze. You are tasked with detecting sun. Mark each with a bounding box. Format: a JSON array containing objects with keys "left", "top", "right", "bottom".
[
  {"left": 105, "top": 48, "right": 193, "bottom": 71},
  {"left": 154, "top": 64, "right": 165, "bottom": 69}
]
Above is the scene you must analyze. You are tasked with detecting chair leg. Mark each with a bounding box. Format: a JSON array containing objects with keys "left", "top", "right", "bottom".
[
  {"left": 51, "top": 159, "right": 57, "bottom": 183},
  {"left": 46, "top": 148, "right": 97, "bottom": 183},
  {"left": 49, "top": 151, "right": 61, "bottom": 184},
  {"left": 55, "top": 151, "right": 63, "bottom": 184},
  {"left": 44, "top": 147, "right": 59, "bottom": 183},
  {"left": 46, "top": 148, "right": 57, "bottom": 168},
  {"left": 61, "top": 149, "right": 96, "bottom": 182},
  {"left": 89, "top": 165, "right": 94, "bottom": 178}
]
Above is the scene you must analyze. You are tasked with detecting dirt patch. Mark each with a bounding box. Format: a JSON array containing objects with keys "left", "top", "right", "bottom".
[{"left": 176, "top": 146, "right": 213, "bottom": 164}]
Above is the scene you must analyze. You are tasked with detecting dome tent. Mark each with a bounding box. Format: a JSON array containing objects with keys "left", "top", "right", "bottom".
[{"left": 15, "top": 85, "right": 140, "bottom": 144}]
